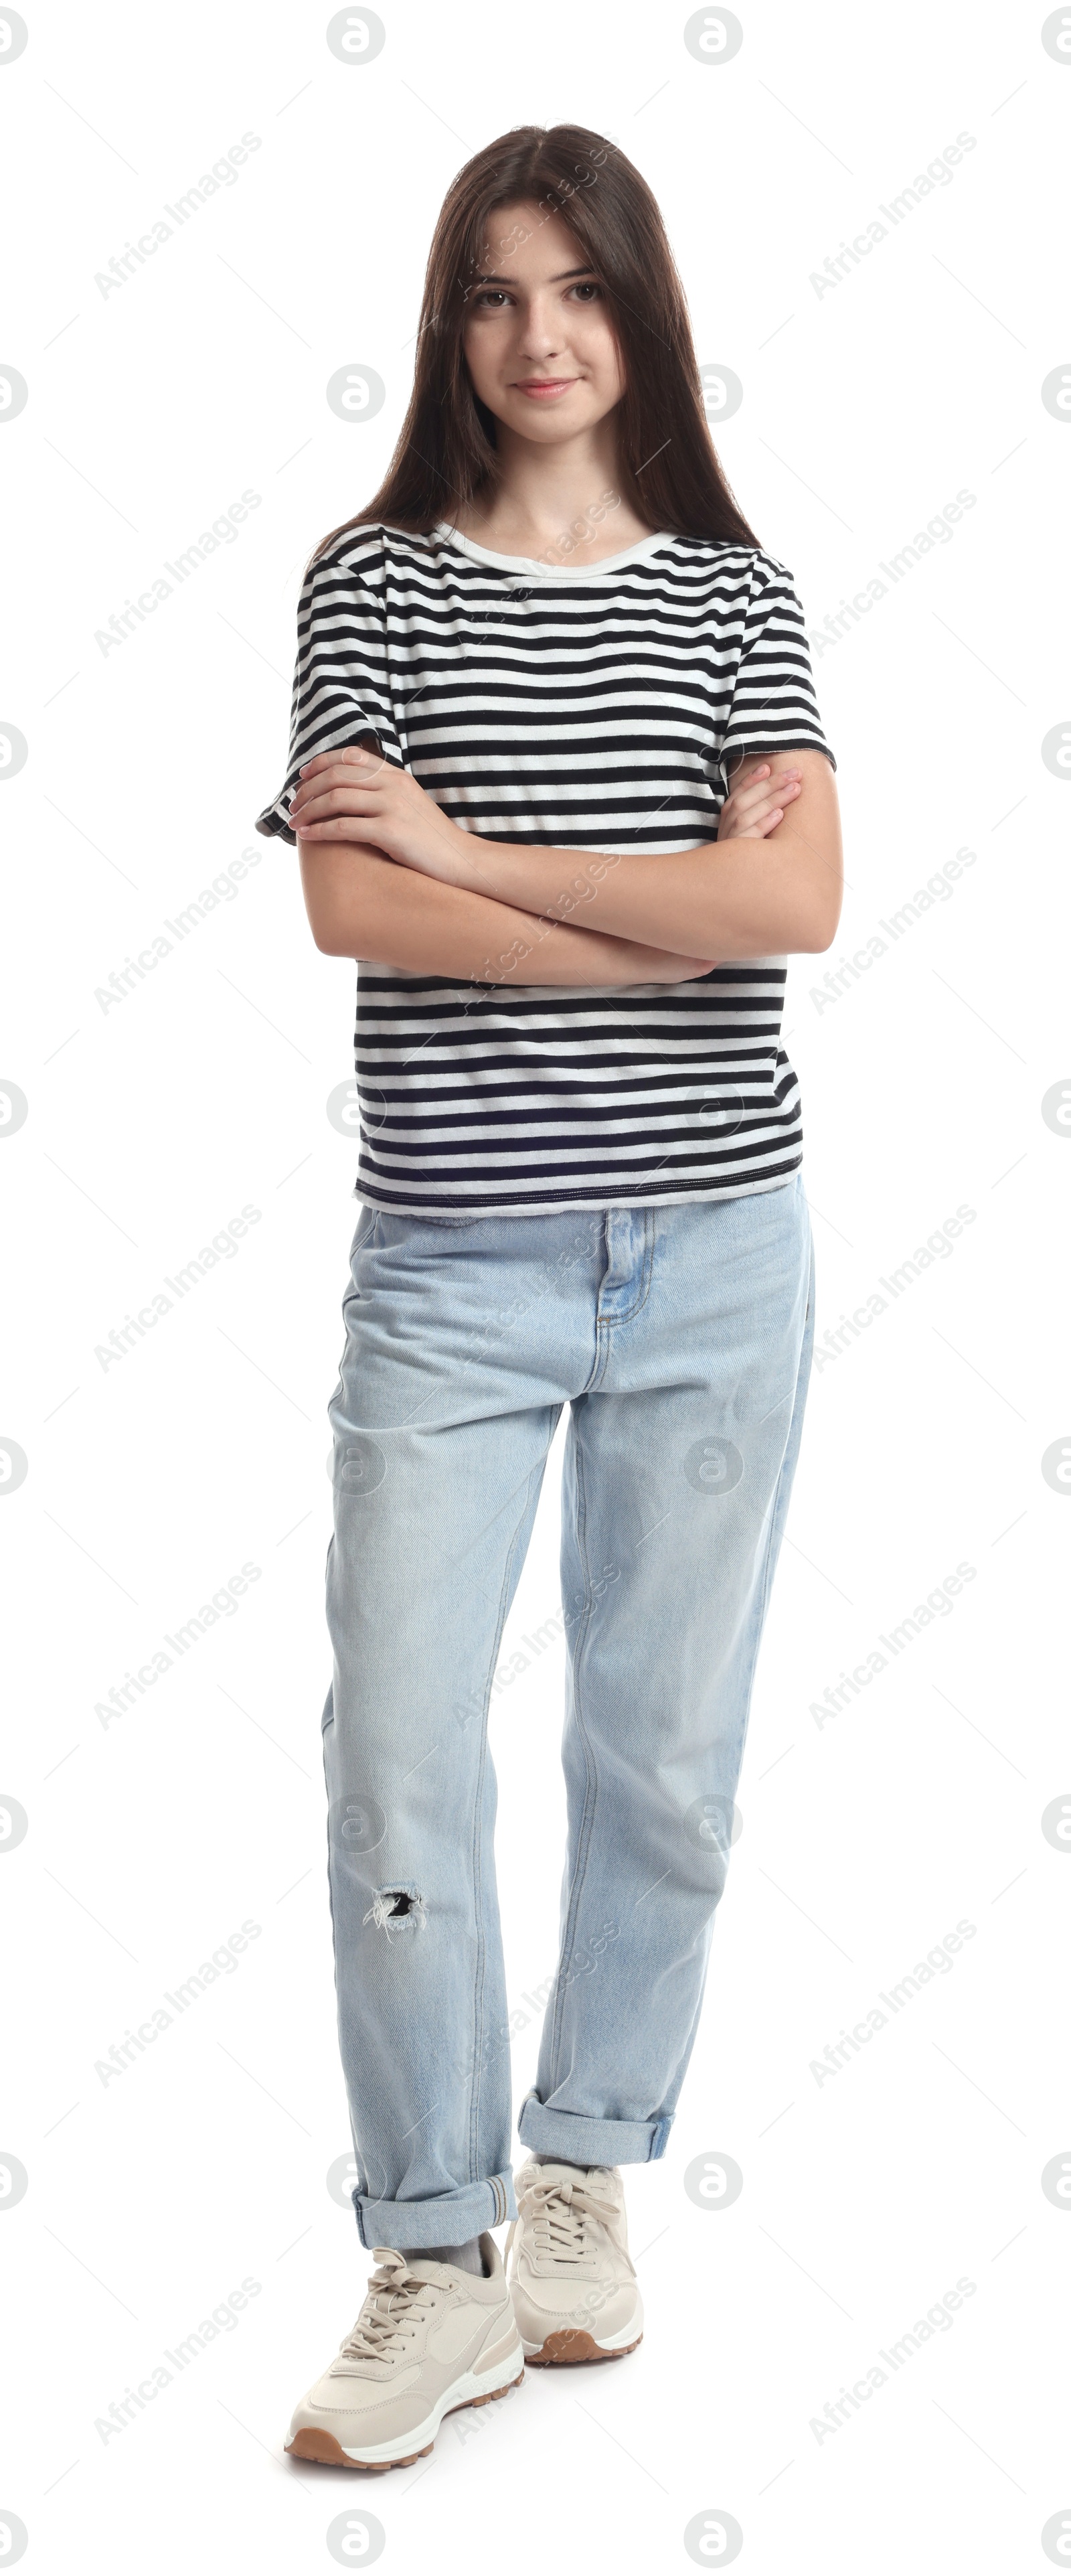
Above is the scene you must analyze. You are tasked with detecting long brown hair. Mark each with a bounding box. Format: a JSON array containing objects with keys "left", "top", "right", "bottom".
[{"left": 311, "top": 123, "right": 760, "bottom": 564}]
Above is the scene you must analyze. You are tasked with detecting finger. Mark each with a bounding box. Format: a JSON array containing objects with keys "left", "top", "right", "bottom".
[
  {"left": 291, "top": 781, "right": 382, "bottom": 824},
  {"left": 292, "top": 751, "right": 384, "bottom": 814},
  {"left": 292, "top": 816, "right": 380, "bottom": 842},
  {"left": 291, "top": 762, "right": 376, "bottom": 811},
  {"left": 731, "top": 769, "right": 801, "bottom": 816},
  {"left": 732, "top": 812, "right": 785, "bottom": 842},
  {"left": 297, "top": 747, "right": 376, "bottom": 779},
  {"left": 726, "top": 757, "right": 767, "bottom": 808},
  {"left": 292, "top": 797, "right": 383, "bottom": 837},
  {"left": 291, "top": 798, "right": 376, "bottom": 831},
  {"left": 724, "top": 783, "right": 800, "bottom": 831}
]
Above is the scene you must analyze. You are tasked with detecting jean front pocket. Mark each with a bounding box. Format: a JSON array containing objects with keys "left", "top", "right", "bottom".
[{"left": 351, "top": 1203, "right": 380, "bottom": 1259}]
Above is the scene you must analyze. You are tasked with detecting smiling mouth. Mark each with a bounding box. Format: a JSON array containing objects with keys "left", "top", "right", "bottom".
[{"left": 513, "top": 377, "right": 580, "bottom": 396}]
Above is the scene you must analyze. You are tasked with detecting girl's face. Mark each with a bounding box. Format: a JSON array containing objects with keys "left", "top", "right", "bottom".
[{"left": 461, "top": 202, "right": 625, "bottom": 445}]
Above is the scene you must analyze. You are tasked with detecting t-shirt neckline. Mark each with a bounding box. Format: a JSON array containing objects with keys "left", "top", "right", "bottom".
[{"left": 432, "top": 520, "right": 676, "bottom": 581}]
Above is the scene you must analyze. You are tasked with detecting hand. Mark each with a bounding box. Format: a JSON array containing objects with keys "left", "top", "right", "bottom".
[
  {"left": 289, "top": 747, "right": 469, "bottom": 883},
  {"left": 717, "top": 760, "right": 801, "bottom": 842}
]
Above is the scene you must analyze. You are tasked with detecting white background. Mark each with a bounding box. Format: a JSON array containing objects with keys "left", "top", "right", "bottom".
[{"left": 1, "top": 3, "right": 1068, "bottom": 2569}]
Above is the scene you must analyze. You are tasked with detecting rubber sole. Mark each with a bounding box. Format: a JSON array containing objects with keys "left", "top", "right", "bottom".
[
  {"left": 524, "top": 2328, "right": 644, "bottom": 2367},
  {"left": 285, "top": 2361, "right": 524, "bottom": 2472}
]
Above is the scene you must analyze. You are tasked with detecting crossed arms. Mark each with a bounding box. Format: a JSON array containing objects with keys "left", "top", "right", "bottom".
[{"left": 290, "top": 745, "right": 842, "bottom": 986}]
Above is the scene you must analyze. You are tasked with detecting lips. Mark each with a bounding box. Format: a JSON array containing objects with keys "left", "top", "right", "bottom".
[{"left": 514, "top": 378, "right": 579, "bottom": 398}]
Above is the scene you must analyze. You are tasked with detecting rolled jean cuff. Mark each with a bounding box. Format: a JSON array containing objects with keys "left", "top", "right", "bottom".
[
  {"left": 353, "top": 2172, "right": 516, "bottom": 2251},
  {"left": 517, "top": 2093, "right": 673, "bottom": 2166}
]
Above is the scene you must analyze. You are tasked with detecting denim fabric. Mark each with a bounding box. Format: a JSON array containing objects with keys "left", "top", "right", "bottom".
[{"left": 321, "top": 1177, "right": 815, "bottom": 2248}]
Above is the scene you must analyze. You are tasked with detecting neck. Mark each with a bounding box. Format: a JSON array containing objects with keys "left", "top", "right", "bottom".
[{"left": 457, "top": 421, "right": 654, "bottom": 561}]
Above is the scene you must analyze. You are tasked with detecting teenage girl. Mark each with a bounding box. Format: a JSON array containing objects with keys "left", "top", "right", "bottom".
[{"left": 257, "top": 122, "right": 841, "bottom": 2472}]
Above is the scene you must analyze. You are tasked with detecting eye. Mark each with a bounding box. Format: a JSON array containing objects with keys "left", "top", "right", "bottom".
[
  {"left": 473, "top": 287, "right": 512, "bottom": 309},
  {"left": 568, "top": 281, "right": 602, "bottom": 302}
]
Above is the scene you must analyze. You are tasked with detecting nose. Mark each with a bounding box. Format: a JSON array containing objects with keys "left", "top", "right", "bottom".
[{"left": 516, "top": 293, "right": 568, "bottom": 362}]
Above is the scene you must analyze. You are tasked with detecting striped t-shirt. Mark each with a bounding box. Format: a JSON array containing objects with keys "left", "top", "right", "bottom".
[{"left": 255, "top": 520, "right": 835, "bottom": 1216}]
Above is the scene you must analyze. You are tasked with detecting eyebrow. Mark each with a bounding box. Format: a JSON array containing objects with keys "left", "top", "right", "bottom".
[{"left": 473, "top": 264, "right": 600, "bottom": 286}]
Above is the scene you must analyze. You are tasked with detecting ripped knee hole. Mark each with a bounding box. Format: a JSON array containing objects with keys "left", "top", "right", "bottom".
[{"left": 362, "top": 1888, "right": 427, "bottom": 1935}]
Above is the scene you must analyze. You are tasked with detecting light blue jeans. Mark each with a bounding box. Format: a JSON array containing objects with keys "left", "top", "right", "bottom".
[{"left": 323, "top": 1177, "right": 815, "bottom": 2249}]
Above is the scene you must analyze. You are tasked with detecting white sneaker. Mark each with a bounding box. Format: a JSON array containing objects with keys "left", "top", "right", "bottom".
[
  {"left": 285, "top": 2236, "right": 524, "bottom": 2470},
  {"left": 506, "top": 2160, "right": 643, "bottom": 2365}
]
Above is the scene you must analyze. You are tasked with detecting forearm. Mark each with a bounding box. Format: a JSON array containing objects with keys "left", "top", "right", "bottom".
[
  {"left": 452, "top": 829, "right": 840, "bottom": 957},
  {"left": 299, "top": 839, "right": 712, "bottom": 986}
]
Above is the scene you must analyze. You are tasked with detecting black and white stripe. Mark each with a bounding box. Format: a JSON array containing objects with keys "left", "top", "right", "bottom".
[{"left": 256, "top": 522, "right": 835, "bottom": 1215}]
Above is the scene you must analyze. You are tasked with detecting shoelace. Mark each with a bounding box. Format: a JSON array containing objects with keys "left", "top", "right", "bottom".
[
  {"left": 338, "top": 2249, "right": 437, "bottom": 2361},
  {"left": 515, "top": 2172, "right": 616, "bottom": 2264}
]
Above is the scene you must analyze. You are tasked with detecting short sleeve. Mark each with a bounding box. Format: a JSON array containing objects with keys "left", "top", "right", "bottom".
[
  {"left": 719, "top": 555, "right": 835, "bottom": 774},
  {"left": 254, "top": 534, "right": 402, "bottom": 844}
]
